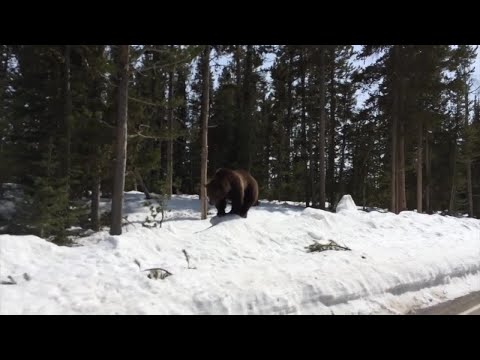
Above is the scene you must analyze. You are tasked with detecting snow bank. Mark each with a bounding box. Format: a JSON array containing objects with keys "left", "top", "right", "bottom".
[
  {"left": 335, "top": 194, "right": 357, "bottom": 213},
  {"left": 1, "top": 193, "right": 479, "bottom": 315}
]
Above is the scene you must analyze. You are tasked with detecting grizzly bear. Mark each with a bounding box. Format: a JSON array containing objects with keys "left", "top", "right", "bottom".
[{"left": 206, "top": 168, "right": 259, "bottom": 218}]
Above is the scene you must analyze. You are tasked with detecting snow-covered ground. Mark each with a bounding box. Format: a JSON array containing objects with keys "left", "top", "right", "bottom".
[{"left": 1, "top": 192, "right": 479, "bottom": 315}]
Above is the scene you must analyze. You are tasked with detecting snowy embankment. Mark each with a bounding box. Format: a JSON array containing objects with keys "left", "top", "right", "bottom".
[{"left": 1, "top": 192, "right": 479, "bottom": 315}]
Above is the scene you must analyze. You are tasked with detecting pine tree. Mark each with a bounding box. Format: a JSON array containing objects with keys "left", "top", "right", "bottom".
[
  {"left": 317, "top": 46, "right": 327, "bottom": 210},
  {"left": 200, "top": 45, "right": 211, "bottom": 220},
  {"left": 110, "top": 45, "right": 129, "bottom": 236},
  {"left": 2, "top": 44, "right": 479, "bottom": 240}
]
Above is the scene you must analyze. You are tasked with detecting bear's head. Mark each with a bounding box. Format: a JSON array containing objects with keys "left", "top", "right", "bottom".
[{"left": 206, "top": 178, "right": 229, "bottom": 205}]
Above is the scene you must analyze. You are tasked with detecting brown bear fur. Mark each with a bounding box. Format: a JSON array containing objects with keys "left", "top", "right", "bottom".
[{"left": 206, "top": 168, "right": 259, "bottom": 218}]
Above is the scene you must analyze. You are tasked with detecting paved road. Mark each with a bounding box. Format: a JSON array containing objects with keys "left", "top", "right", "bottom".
[{"left": 410, "top": 290, "right": 480, "bottom": 315}]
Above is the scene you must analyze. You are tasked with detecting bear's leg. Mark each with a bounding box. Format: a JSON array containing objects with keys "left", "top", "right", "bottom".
[
  {"left": 229, "top": 187, "right": 244, "bottom": 216},
  {"left": 230, "top": 197, "right": 242, "bottom": 215},
  {"left": 239, "top": 184, "right": 258, "bottom": 218},
  {"left": 216, "top": 198, "right": 227, "bottom": 217}
]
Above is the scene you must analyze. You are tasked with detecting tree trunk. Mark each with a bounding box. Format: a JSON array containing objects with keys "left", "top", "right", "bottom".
[
  {"left": 64, "top": 45, "right": 72, "bottom": 190},
  {"left": 425, "top": 125, "right": 431, "bottom": 214},
  {"left": 235, "top": 46, "right": 242, "bottom": 89},
  {"left": 417, "top": 121, "right": 423, "bottom": 213},
  {"left": 338, "top": 126, "right": 347, "bottom": 201},
  {"left": 449, "top": 102, "right": 460, "bottom": 215},
  {"left": 91, "top": 171, "right": 101, "bottom": 232},
  {"left": 391, "top": 45, "right": 399, "bottom": 214},
  {"left": 300, "top": 49, "right": 310, "bottom": 207},
  {"left": 327, "top": 46, "right": 336, "bottom": 209},
  {"left": 465, "top": 83, "right": 473, "bottom": 217},
  {"left": 150, "top": 49, "right": 162, "bottom": 193},
  {"left": 391, "top": 106, "right": 398, "bottom": 213},
  {"left": 397, "top": 74, "right": 407, "bottom": 213},
  {"left": 110, "top": 44, "right": 129, "bottom": 236},
  {"left": 235, "top": 45, "right": 243, "bottom": 169},
  {"left": 449, "top": 140, "right": 457, "bottom": 214},
  {"left": 284, "top": 48, "right": 294, "bottom": 184},
  {"left": 362, "top": 179, "right": 367, "bottom": 210},
  {"left": 397, "top": 119, "right": 407, "bottom": 212},
  {"left": 200, "top": 46, "right": 211, "bottom": 220},
  {"left": 166, "top": 61, "right": 174, "bottom": 199},
  {"left": 132, "top": 173, "right": 138, "bottom": 191},
  {"left": 473, "top": 96, "right": 480, "bottom": 218},
  {"left": 243, "top": 45, "right": 254, "bottom": 171},
  {"left": 134, "top": 168, "right": 151, "bottom": 199},
  {"left": 467, "top": 159, "right": 473, "bottom": 217},
  {"left": 317, "top": 46, "right": 326, "bottom": 210},
  {"left": 309, "top": 117, "right": 316, "bottom": 207}
]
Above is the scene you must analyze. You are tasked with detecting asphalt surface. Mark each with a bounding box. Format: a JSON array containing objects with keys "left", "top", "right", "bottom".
[{"left": 409, "top": 290, "right": 480, "bottom": 315}]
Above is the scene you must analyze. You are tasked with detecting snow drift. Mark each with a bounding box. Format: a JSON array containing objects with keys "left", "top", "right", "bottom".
[{"left": 1, "top": 193, "right": 479, "bottom": 315}]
